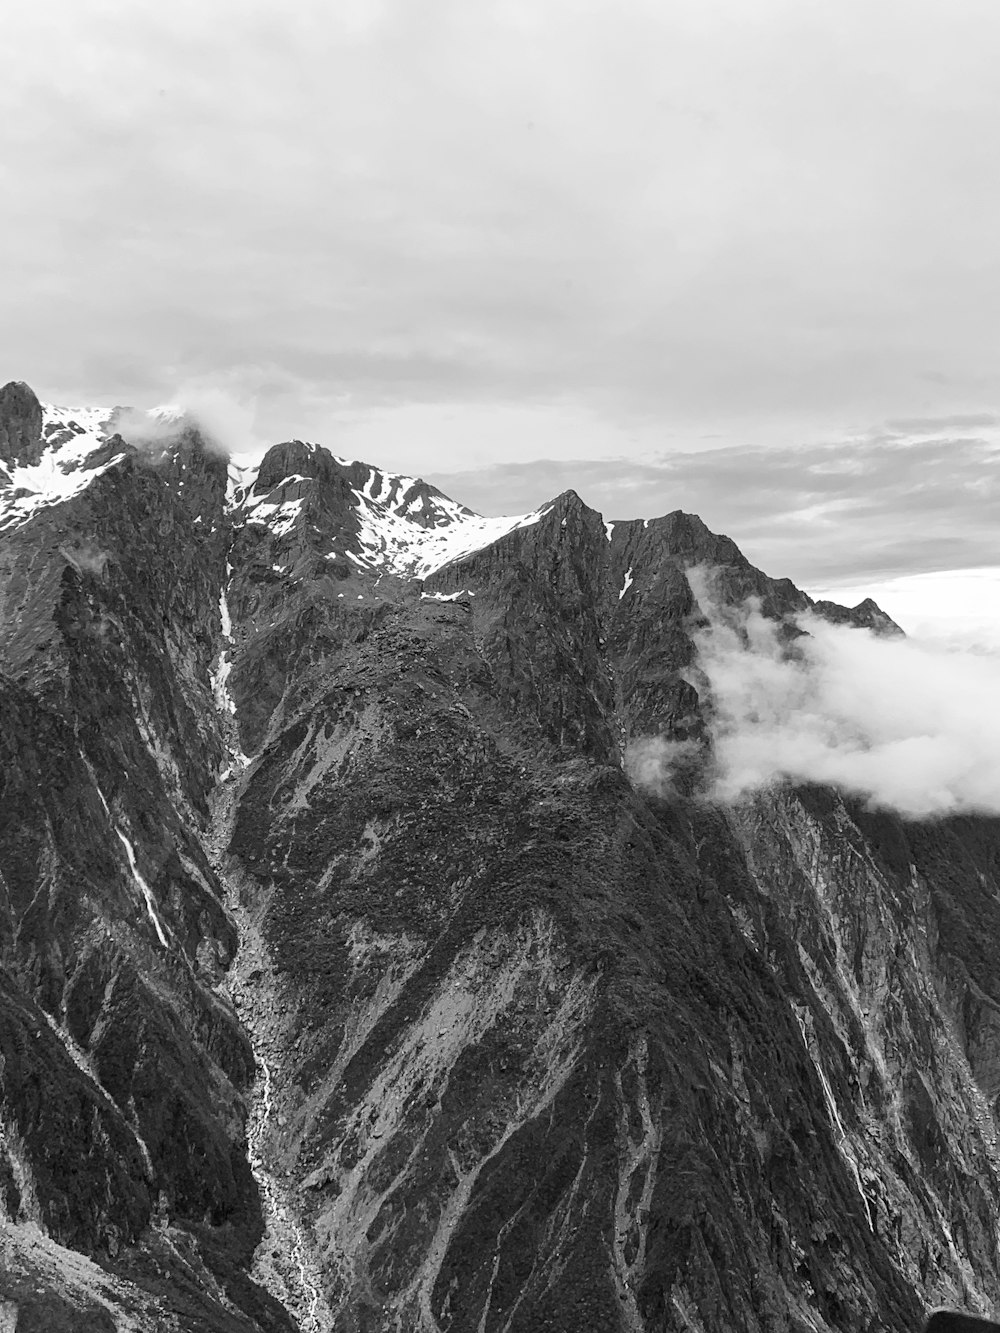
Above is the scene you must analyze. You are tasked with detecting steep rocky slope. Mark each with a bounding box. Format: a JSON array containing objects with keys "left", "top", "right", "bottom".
[{"left": 2, "top": 379, "right": 999, "bottom": 1331}]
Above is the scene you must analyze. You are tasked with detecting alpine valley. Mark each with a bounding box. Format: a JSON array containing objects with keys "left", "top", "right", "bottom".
[{"left": 2, "top": 377, "right": 1000, "bottom": 1333}]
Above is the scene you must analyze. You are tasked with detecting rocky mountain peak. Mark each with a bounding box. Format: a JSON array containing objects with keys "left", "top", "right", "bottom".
[
  {"left": 229, "top": 439, "right": 553, "bottom": 585},
  {"left": 248, "top": 439, "right": 475, "bottom": 531},
  {"left": 0, "top": 379, "right": 44, "bottom": 467},
  {"left": 812, "top": 594, "right": 905, "bottom": 635},
  {"left": 546, "top": 486, "right": 587, "bottom": 512},
  {"left": 254, "top": 439, "right": 349, "bottom": 492},
  {"left": 342, "top": 456, "right": 478, "bottom": 530}
]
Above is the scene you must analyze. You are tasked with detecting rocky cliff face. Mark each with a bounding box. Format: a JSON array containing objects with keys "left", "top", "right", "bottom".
[
  {"left": 1, "top": 380, "right": 999, "bottom": 1332},
  {"left": 0, "top": 382, "right": 44, "bottom": 468}
]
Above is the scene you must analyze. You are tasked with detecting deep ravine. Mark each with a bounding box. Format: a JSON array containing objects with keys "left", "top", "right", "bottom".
[{"left": 209, "top": 758, "right": 332, "bottom": 1333}]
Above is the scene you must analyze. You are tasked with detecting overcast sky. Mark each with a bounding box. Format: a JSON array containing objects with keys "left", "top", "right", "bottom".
[{"left": 2, "top": 0, "right": 998, "bottom": 597}]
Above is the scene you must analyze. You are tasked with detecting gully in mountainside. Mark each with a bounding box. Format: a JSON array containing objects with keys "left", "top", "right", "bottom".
[{"left": 209, "top": 755, "right": 332, "bottom": 1333}]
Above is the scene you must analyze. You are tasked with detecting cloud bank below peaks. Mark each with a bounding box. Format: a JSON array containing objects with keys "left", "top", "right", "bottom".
[{"left": 632, "top": 572, "right": 1000, "bottom": 820}]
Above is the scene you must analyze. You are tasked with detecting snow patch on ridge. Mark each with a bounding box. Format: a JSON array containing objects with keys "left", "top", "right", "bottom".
[
  {"left": 226, "top": 456, "right": 259, "bottom": 507},
  {"left": 240, "top": 492, "right": 306, "bottom": 538},
  {"left": 213, "top": 584, "right": 250, "bottom": 774},
  {"left": 354, "top": 464, "right": 474, "bottom": 529},
  {"left": 225, "top": 446, "right": 550, "bottom": 580},
  {"left": 348, "top": 492, "right": 551, "bottom": 579},
  {"left": 0, "top": 404, "right": 124, "bottom": 532}
]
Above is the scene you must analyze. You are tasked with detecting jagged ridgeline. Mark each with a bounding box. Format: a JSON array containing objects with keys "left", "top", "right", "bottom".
[{"left": 1, "top": 378, "right": 999, "bottom": 1332}]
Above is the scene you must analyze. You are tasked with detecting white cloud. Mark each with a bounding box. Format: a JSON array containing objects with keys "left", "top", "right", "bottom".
[
  {"left": 165, "top": 381, "right": 264, "bottom": 457},
  {"left": 629, "top": 572, "right": 1000, "bottom": 819},
  {"left": 623, "top": 736, "right": 698, "bottom": 798},
  {"left": 112, "top": 380, "right": 265, "bottom": 459}
]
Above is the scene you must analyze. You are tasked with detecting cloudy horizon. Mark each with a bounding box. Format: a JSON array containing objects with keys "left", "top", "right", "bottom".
[{"left": 3, "top": 0, "right": 997, "bottom": 619}]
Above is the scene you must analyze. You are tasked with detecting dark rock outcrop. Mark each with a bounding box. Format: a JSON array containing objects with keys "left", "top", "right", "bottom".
[
  {"left": 812, "top": 595, "right": 905, "bottom": 635},
  {"left": 0, "top": 380, "right": 44, "bottom": 468}
]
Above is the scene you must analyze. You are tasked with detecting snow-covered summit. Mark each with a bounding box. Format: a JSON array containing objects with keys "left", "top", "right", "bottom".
[
  {"left": 0, "top": 390, "right": 226, "bottom": 533},
  {"left": 0, "top": 386, "right": 552, "bottom": 581},
  {"left": 0, "top": 401, "right": 126, "bottom": 533},
  {"left": 228, "top": 441, "right": 550, "bottom": 580},
  {"left": 145, "top": 403, "right": 188, "bottom": 425},
  {"left": 350, "top": 488, "right": 550, "bottom": 579},
  {"left": 353, "top": 462, "right": 476, "bottom": 531}
]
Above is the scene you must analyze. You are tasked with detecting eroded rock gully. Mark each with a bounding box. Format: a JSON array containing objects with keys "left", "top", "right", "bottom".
[
  {"left": 3, "top": 392, "right": 1000, "bottom": 1331},
  {"left": 210, "top": 775, "right": 332, "bottom": 1333}
]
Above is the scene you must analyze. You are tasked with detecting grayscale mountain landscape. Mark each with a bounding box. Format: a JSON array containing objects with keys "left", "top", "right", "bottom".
[
  {"left": 3, "top": 381, "right": 1000, "bottom": 1331},
  {"left": 4, "top": 5, "right": 1000, "bottom": 1329}
]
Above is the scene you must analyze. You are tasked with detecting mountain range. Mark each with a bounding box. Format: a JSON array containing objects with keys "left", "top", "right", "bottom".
[{"left": 2, "top": 377, "right": 999, "bottom": 1333}]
